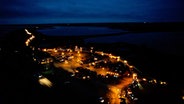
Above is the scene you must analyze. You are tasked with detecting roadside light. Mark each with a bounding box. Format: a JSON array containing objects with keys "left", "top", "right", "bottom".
[
  {"left": 160, "top": 81, "right": 167, "bottom": 85},
  {"left": 54, "top": 50, "right": 57, "bottom": 53},
  {"left": 64, "top": 60, "right": 68, "bottom": 64},
  {"left": 142, "top": 78, "right": 147, "bottom": 81},
  {"left": 153, "top": 79, "right": 157, "bottom": 83},
  {"left": 99, "top": 97, "right": 105, "bottom": 103},
  {"left": 62, "top": 52, "right": 64, "bottom": 55},
  {"left": 127, "top": 73, "right": 130, "bottom": 76},
  {"left": 94, "top": 57, "right": 98, "bottom": 60},
  {"left": 82, "top": 76, "right": 86, "bottom": 79},
  {"left": 133, "top": 73, "right": 137, "bottom": 79},
  {"left": 129, "top": 65, "right": 133, "bottom": 69},
  {"left": 101, "top": 52, "right": 104, "bottom": 56},
  {"left": 43, "top": 48, "right": 47, "bottom": 52},
  {"left": 123, "top": 60, "right": 127, "bottom": 64},
  {"left": 92, "top": 62, "right": 95, "bottom": 65},
  {"left": 80, "top": 47, "right": 82, "bottom": 52}
]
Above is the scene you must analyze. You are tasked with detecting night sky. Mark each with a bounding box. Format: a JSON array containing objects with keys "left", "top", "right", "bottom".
[{"left": 0, "top": 0, "right": 184, "bottom": 24}]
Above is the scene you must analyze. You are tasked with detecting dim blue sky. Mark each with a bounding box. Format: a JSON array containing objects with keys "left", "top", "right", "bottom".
[{"left": 0, "top": 0, "right": 184, "bottom": 24}]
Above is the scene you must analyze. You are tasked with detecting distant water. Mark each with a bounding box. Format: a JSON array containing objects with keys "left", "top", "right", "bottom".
[
  {"left": 37, "top": 26, "right": 184, "bottom": 56},
  {"left": 37, "top": 26, "right": 127, "bottom": 36},
  {"left": 85, "top": 32, "right": 184, "bottom": 56}
]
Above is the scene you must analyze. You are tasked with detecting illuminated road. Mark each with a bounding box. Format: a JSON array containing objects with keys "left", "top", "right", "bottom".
[{"left": 107, "top": 77, "right": 133, "bottom": 104}]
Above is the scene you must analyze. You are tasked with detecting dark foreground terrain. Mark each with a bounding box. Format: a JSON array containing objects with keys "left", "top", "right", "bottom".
[{"left": 0, "top": 23, "right": 184, "bottom": 104}]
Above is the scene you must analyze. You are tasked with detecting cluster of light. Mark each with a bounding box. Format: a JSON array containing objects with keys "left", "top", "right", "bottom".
[
  {"left": 37, "top": 45, "right": 171, "bottom": 104},
  {"left": 39, "top": 46, "right": 145, "bottom": 104},
  {"left": 99, "top": 97, "right": 105, "bottom": 103},
  {"left": 40, "top": 58, "right": 53, "bottom": 64},
  {"left": 149, "top": 79, "right": 157, "bottom": 84},
  {"left": 41, "top": 46, "right": 136, "bottom": 79},
  {"left": 147, "top": 79, "right": 167, "bottom": 85},
  {"left": 75, "top": 46, "right": 83, "bottom": 52},
  {"left": 160, "top": 81, "right": 167, "bottom": 85},
  {"left": 106, "top": 71, "right": 119, "bottom": 76},
  {"left": 82, "top": 76, "right": 90, "bottom": 80},
  {"left": 95, "top": 51, "right": 121, "bottom": 61}
]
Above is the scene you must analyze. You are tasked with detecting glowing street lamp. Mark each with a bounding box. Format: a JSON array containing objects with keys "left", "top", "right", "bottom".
[
  {"left": 123, "top": 60, "right": 128, "bottom": 64},
  {"left": 133, "top": 73, "right": 137, "bottom": 80},
  {"left": 129, "top": 65, "right": 133, "bottom": 69}
]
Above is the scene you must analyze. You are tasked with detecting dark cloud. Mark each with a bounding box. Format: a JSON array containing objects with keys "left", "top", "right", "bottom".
[{"left": 0, "top": 0, "right": 184, "bottom": 24}]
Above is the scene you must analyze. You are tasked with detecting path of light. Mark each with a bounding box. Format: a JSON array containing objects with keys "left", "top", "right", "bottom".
[
  {"left": 24, "top": 29, "right": 35, "bottom": 46},
  {"left": 25, "top": 29, "right": 32, "bottom": 35},
  {"left": 107, "top": 77, "right": 133, "bottom": 104}
]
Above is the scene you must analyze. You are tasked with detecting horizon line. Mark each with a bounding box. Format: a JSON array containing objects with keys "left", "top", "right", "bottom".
[{"left": 1, "top": 21, "right": 184, "bottom": 26}]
